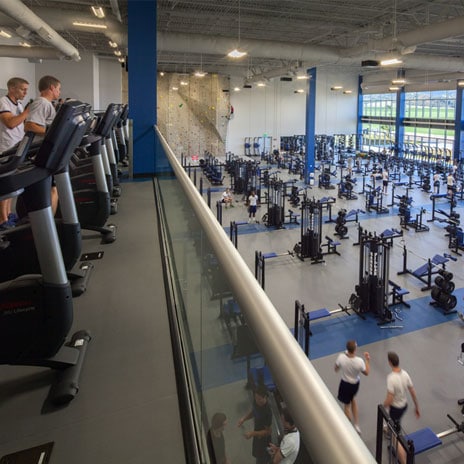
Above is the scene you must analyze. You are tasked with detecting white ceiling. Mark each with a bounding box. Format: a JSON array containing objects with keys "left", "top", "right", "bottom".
[{"left": 1, "top": 0, "right": 464, "bottom": 85}]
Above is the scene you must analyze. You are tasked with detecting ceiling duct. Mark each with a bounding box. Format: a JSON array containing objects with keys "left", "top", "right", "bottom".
[{"left": 0, "top": 0, "right": 80, "bottom": 61}]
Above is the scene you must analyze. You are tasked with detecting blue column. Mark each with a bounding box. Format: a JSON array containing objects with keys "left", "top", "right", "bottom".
[
  {"left": 395, "top": 88, "right": 405, "bottom": 156},
  {"left": 453, "top": 84, "right": 464, "bottom": 161},
  {"left": 128, "top": 0, "right": 169, "bottom": 176},
  {"left": 305, "top": 68, "right": 317, "bottom": 184},
  {"left": 356, "top": 75, "right": 363, "bottom": 151}
]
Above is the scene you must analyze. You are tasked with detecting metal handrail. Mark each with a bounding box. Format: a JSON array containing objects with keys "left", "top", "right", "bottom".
[{"left": 155, "top": 125, "right": 376, "bottom": 464}]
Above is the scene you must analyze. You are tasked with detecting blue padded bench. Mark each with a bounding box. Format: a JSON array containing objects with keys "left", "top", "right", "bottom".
[
  {"left": 413, "top": 254, "right": 448, "bottom": 278},
  {"left": 405, "top": 427, "right": 442, "bottom": 455},
  {"left": 389, "top": 280, "right": 410, "bottom": 308},
  {"left": 308, "top": 308, "right": 331, "bottom": 321}
]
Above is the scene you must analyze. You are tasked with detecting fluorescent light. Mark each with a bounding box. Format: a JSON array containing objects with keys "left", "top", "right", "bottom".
[
  {"left": 294, "top": 89, "right": 305, "bottom": 93},
  {"left": 180, "top": 81, "right": 188, "bottom": 86},
  {"left": 458, "top": 80, "right": 464, "bottom": 87},
  {"left": 114, "top": 50, "right": 122, "bottom": 56},
  {"left": 72, "top": 21, "right": 107, "bottom": 29},
  {"left": 0, "top": 30, "right": 12, "bottom": 38},
  {"left": 108, "top": 40, "right": 118, "bottom": 48},
  {"left": 118, "top": 57, "right": 125, "bottom": 63},
  {"left": 330, "top": 85, "right": 343, "bottom": 90},
  {"left": 227, "top": 48, "right": 247, "bottom": 58},
  {"left": 194, "top": 71, "right": 207, "bottom": 77},
  {"left": 233, "top": 87, "right": 241, "bottom": 91},
  {"left": 257, "top": 82, "right": 266, "bottom": 87},
  {"left": 91, "top": 6, "right": 105, "bottom": 18},
  {"left": 391, "top": 78, "right": 406, "bottom": 85},
  {"left": 172, "top": 87, "right": 178, "bottom": 91},
  {"left": 296, "top": 75, "right": 309, "bottom": 80},
  {"left": 380, "top": 58, "right": 403, "bottom": 66},
  {"left": 343, "top": 90, "right": 353, "bottom": 94},
  {"left": 389, "top": 86, "right": 400, "bottom": 91},
  {"left": 19, "top": 41, "right": 31, "bottom": 48}
]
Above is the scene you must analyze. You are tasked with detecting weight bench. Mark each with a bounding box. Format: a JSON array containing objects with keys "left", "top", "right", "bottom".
[
  {"left": 381, "top": 228, "right": 402, "bottom": 247},
  {"left": 412, "top": 254, "right": 448, "bottom": 278},
  {"left": 286, "top": 209, "right": 300, "bottom": 224},
  {"left": 405, "top": 428, "right": 442, "bottom": 455},
  {"left": 388, "top": 280, "right": 410, "bottom": 308},
  {"left": 321, "top": 236, "right": 341, "bottom": 256}
]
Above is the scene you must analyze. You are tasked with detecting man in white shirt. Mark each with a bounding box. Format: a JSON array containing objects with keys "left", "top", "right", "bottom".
[
  {"left": 0, "top": 77, "right": 30, "bottom": 229},
  {"left": 334, "top": 340, "right": 370, "bottom": 434},
  {"left": 25, "top": 75, "right": 61, "bottom": 215},
  {"left": 268, "top": 408, "right": 300, "bottom": 464}
]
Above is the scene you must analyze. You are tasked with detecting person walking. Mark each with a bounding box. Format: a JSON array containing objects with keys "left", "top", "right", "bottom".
[
  {"left": 383, "top": 351, "right": 420, "bottom": 464},
  {"left": 207, "top": 412, "right": 230, "bottom": 464},
  {"left": 334, "top": 340, "right": 370, "bottom": 434},
  {"left": 0, "top": 77, "right": 30, "bottom": 230}
]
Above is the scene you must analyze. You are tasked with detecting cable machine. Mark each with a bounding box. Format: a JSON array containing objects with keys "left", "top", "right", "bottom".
[
  {"left": 293, "top": 197, "right": 323, "bottom": 263},
  {"left": 355, "top": 230, "right": 392, "bottom": 323}
]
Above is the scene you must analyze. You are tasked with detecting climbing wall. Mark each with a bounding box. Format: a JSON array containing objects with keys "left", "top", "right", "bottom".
[{"left": 157, "top": 73, "right": 230, "bottom": 157}]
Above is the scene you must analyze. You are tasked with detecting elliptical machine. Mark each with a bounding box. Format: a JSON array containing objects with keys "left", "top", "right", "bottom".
[{"left": 0, "top": 100, "right": 92, "bottom": 405}]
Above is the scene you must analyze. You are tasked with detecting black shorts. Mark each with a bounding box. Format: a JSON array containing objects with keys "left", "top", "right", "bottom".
[
  {"left": 383, "top": 180, "right": 388, "bottom": 187},
  {"left": 390, "top": 404, "right": 407, "bottom": 424},
  {"left": 249, "top": 205, "right": 257, "bottom": 214},
  {"left": 337, "top": 380, "right": 360, "bottom": 404}
]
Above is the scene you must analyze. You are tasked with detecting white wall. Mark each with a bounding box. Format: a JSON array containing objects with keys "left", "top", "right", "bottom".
[
  {"left": 226, "top": 67, "right": 359, "bottom": 157},
  {"left": 0, "top": 58, "right": 36, "bottom": 99},
  {"left": 99, "top": 58, "right": 123, "bottom": 110},
  {"left": 34, "top": 52, "right": 122, "bottom": 108}
]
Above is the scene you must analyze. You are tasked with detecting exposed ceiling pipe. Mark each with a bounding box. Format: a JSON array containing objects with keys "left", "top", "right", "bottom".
[
  {"left": 0, "top": 44, "right": 63, "bottom": 60},
  {"left": 345, "top": 15, "right": 464, "bottom": 56},
  {"left": 158, "top": 30, "right": 464, "bottom": 76},
  {"left": 0, "top": 0, "right": 80, "bottom": 61}
]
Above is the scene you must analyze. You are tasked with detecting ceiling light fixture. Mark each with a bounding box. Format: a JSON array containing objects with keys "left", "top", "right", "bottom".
[
  {"left": 330, "top": 85, "right": 343, "bottom": 91},
  {"left": 227, "top": 0, "right": 247, "bottom": 59},
  {"left": 194, "top": 55, "right": 207, "bottom": 77},
  {"left": 257, "top": 82, "right": 265, "bottom": 87},
  {"left": 180, "top": 81, "right": 188, "bottom": 86},
  {"left": 91, "top": 6, "right": 105, "bottom": 18},
  {"left": 0, "top": 30, "right": 12, "bottom": 38},
  {"left": 391, "top": 78, "right": 406, "bottom": 85},
  {"left": 159, "top": 72, "right": 165, "bottom": 76},
  {"left": 380, "top": 58, "right": 403, "bottom": 66},
  {"left": 233, "top": 87, "right": 241, "bottom": 91},
  {"left": 108, "top": 40, "right": 118, "bottom": 48},
  {"left": 294, "top": 89, "right": 305, "bottom": 94},
  {"left": 458, "top": 80, "right": 464, "bottom": 87},
  {"left": 296, "top": 75, "right": 309, "bottom": 80},
  {"left": 114, "top": 50, "right": 122, "bottom": 56},
  {"left": 343, "top": 90, "right": 353, "bottom": 94},
  {"left": 118, "top": 57, "right": 125, "bottom": 63},
  {"left": 19, "top": 41, "right": 31, "bottom": 48},
  {"left": 172, "top": 87, "right": 179, "bottom": 91},
  {"left": 72, "top": 21, "right": 107, "bottom": 29},
  {"left": 389, "top": 86, "right": 400, "bottom": 91}
]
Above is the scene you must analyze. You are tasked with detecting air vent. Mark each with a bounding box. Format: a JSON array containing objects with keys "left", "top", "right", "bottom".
[
  {"left": 361, "top": 60, "right": 379, "bottom": 68},
  {"left": 280, "top": 77, "right": 293, "bottom": 82},
  {"left": 243, "top": 84, "right": 252, "bottom": 88}
]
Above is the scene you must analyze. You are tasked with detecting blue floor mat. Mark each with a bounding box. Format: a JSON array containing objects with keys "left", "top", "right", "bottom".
[{"left": 194, "top": 289, "right": 463, "bottom": 390}]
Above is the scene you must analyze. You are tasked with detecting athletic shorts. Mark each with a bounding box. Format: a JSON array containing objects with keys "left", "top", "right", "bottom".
[
  {"left": 337, "top": 379, "right": 360, "bottom": 404},
  {"left": 249, "top": 205, "right": 257, "bottom": 214},
  {"left": 390, "top": 404, "right": 407, "bottom": 426}
]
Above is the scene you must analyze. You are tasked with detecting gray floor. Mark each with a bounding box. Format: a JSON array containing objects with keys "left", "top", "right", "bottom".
[
  {"left": 209, "top": 161, "right": 464, "bottom": 463},
  {"left": 0, "top": 180, "right": 184, "bottom": 464}
]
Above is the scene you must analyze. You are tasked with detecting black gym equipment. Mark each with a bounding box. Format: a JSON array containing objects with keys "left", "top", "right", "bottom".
[
  {"left": 0, "top": 100, "right": 92, "bottom": 405},
  {"left": 254, "top": 250, "right": 294, "bottom": 289},
  {"left": 397, "top": 244, "right": 451, "bottom": 291},
  {"left": 293, "top": 197, "right": 323, "bottom": 263},
  {"left": 430, "top": 268, "right": 457, "bottom": 314},
  {"left": 427, "top": 192, "right": 456, "bottom": 223},
  {"left": 398, "top": 195, "right": 429, "bottom": 232},
  {"left": 293, "top": 298, "right": 357, "bottom": 357},
  {"left": 376, "top": 404, "right": 464, "bottom": 463},
  {"left": 334, "top": 208, "right": 364, "bottom": 239},
  {"left": 354, "top": 230, "right": 393, "bottom": 324}
]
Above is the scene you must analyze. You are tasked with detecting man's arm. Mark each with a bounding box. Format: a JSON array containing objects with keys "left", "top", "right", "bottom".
[
  {"left": 0, "top": 108, "right": 29, "bottom": 129},
  {"left": 383, "top": 391, "right": 394, "bottom": 408},
  {"left": 408, "top": 386, "right": 420, "bottom": 418},
  {"left": 24, "top": 121, "right": 46, "bottom": 134},
  {"left": 361, "top": 352, "right": 370, "bottom": 376}
]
